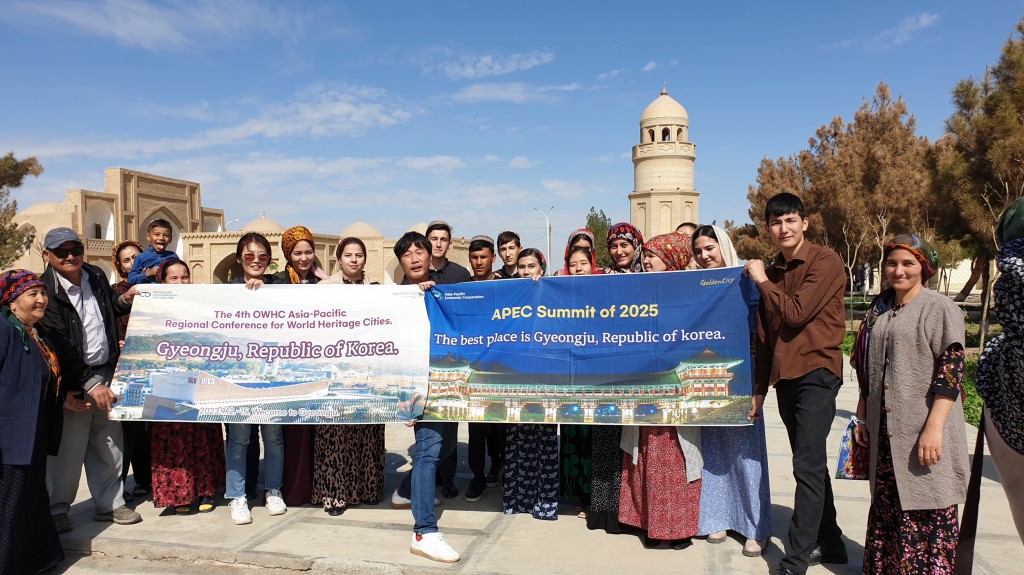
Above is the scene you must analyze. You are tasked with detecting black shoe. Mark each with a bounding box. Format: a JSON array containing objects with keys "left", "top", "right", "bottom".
[
  {"left": 441, "top": 478, "right": 459, "bottom": 499},
  {"left": 808, "top": 544, "right": 848, "bottom": 566},
  {"left": 671, "top": 538, "right": 692, "bottom": 550},
  {"left": 325, "top": 506, "right": 345, "bottom": 516},
  {"left": 464, "top": 477, "right": 486, "bottom": 502},
  {"left": 485, "top": 466, "right": 502, "bottom": 487},
  {"left": 774, "top": 568, "right": 797, "bottom": 575}
]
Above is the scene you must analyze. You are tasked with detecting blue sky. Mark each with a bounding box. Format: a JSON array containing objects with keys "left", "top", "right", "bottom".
[{"left": 2, "top": 1, "right": 1021, "bottom": 253}]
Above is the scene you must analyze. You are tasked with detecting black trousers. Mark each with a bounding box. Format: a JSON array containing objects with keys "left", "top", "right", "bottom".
[
  {"left": 775, "top": 368, "right": 844, "bottom": 575},
  {"left": 120, "top": 421, "right": 151, "bottom": 489},
  {"left": 467, "top": 423, "right": 506, "bottom": 479}
]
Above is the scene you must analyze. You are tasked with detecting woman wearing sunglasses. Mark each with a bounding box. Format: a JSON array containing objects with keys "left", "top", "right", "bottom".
[{"left": 221, "top": 233, "right": 288, "bottom": 526}]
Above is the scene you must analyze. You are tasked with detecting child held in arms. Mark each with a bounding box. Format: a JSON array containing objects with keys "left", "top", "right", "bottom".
[{"left": 127, "top": 219, "right": 178, "bottom": 286}]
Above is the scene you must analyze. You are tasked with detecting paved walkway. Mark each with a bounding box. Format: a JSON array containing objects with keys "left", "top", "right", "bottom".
[{"left": 55, "top": 361, "right": 1022, "bottom": 574}]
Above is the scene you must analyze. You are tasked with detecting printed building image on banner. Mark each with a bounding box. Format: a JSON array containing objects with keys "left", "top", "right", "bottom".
[
  {"left": 109, "top": 284, "right": 430, "bottom": 424},
  {"left": 423, "top": 268, "right": 755, "bottom": 426}
]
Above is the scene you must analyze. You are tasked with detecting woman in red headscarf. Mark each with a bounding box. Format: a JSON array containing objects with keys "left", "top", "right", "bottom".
[
  {"left": 852, "top": 233, "right": 968, "bottom": 574},
  {"left": 587, "top": 223, "right": 646, "bottom": 534},
  {"left": 0, "top": 269, "right": 65, "bottom": 574},
  {"left": 617, "top": 232, "right": 703, "bottom": 548}
]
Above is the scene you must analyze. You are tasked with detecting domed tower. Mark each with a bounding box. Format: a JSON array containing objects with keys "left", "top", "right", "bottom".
[{"left": 629, "top": 88, "right": 698, "bottom": 239}]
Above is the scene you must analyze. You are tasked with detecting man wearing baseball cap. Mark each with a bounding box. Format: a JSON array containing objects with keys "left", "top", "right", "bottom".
[{"left": 39, "top": 227, "right": 142, "bottom": 532}]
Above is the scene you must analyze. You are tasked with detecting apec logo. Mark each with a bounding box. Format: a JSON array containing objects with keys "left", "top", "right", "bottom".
[
  {"left": 431, "top": 290, "right": 442, "bottom": 299},
  {"left": 136, "top": 291, "right": 152, "bottom": 298}
]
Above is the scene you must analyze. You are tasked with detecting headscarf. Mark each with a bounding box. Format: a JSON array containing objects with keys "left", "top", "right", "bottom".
[
  {"left": 976, "top": 238, "right": 1024, "bottom": 454},
  {"left": 851, "top": 232, "right": 939, "bottom": 395},
  {"left": 642, "top": 233, "right": 693, "bottom": 272},
  {"left": 998, "top": 197, "right": 1024, "bottom": 247},
  {"left": 0, "top": 269, "right": 45, "bottom": 309},
  {"left": 607, "top": 222, "right": 644, "bottom": 273},
  {"left": 692, "top": 225, "right": 739, "bottom": 268},
  {"left": 883, "top": 233, "right": 939, "bottom": 281},
  {"left": 112, "top": 240, "right": 144, "bottom": 280},
  {"left": 564, "top": 246, "right": 601, "bottom": 276},
  {"left": 561, "top": 228, "right": 598, "bottom": 275},
  {"left": 0, "top": 269, "right": 60, "bottom": 393},
  {"left": 518, "top": 248, "right": 547, "bottom": 275},
  {"left": 282, "top": 225, "right": 327, "bottom": 284}
]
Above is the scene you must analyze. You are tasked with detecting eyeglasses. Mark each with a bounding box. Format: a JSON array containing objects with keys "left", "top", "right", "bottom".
[
  {"left": 242, "top": 253, "right": 270, "bottom": 263},
  {"left": 49, "top": 245, "right": 84, "bottom": 259}
]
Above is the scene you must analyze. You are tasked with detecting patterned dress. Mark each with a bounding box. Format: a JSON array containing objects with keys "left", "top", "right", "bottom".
[
  {"left": 560, "top": 424, "right": 592, "bottom": 506},
  {"left": 503, "top": 424, "right": 559, "bottom": 520},
  {"left": 587, "top": 425, "right": 624, "bottom": 533},
  {"left": 862, "top": 343, "right": 964, "bottom": 574},
  {"left": 312, "top": 425, "right": 386, "bottom": 511},
  {"left": 618, "top": 426, "right": 702, "bottom": 540},
  {"left": 698, "top": 285, "right": 771, "bottom": 540},
  {"left": 150, "top": 423, "right": 226, "bottom": 508}
]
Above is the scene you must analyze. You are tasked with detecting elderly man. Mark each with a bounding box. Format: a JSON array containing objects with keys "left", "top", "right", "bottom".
[{"left": 39, "top": 227, "right": 142, "bottom": 532}]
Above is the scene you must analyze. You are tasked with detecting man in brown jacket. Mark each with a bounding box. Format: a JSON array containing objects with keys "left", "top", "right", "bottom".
[{"left": 745, "top": 193, "right": 847, "bottom": 575}]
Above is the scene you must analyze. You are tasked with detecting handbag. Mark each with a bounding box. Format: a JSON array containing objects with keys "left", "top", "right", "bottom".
[{"left": 835, "top": 415, "right": 869, "bottom": 480}]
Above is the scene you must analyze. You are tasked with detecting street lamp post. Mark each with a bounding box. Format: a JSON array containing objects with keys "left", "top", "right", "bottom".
[
  {"left": 225, "top": 218, "right": 240, "bottom": 231},
  {"left": 533, "top": 206, "right": 553, "bottom": 275}
]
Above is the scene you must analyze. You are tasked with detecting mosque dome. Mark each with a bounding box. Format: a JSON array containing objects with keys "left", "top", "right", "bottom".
[
  {"left": 405, "top": 222, "right": 428, "bottom": 234},
  {"left": 241, "top": 215, "right": 285, "bottom": 233},
  {"left": 640, "top": 88, "right": 688, "bottom": 126},
  {"left": 339, "top": 221, "right": 383, "bottom": 238}
]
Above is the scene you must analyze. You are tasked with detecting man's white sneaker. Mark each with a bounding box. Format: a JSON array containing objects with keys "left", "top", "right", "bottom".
[
  {"left": 265, "top": 489, "right": 287, "bottom": 516},
  {"left": 410, "top": 532, "right": 460, "bottom": 563},
  {"left": 391, "top": 488, "right": 440, "bottom": 509},
  {"left": 230, "top": 497, "right": 252, "bottom": 525}
]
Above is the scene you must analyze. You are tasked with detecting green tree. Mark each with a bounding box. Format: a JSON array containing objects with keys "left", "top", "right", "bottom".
[
  {"left": 0, "top": 152, "right": 43, "bottom": 268},
  {"left": 933, "top": 19, "right": 1024, "bottom": 302},
  {"left": 584, "top": 207, "right": 613, "bottom": 268}
]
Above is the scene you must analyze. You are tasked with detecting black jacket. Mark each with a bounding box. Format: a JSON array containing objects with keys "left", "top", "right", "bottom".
[{"left": 40, "top": 262, "right": 131, "bottom": 393}]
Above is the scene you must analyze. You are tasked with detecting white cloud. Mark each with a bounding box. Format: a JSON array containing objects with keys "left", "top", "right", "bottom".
[
  {"left": 821, "top": 12, "right": 940, "bottom": 51},
  {"left": 508, "top": 156, "right": 539, "bottom": 169},
  {"left": 3, "top": 0, "right": 305, "bottom": 52},
  {"left": 870, "top": 12, "right": 940, "bottom": 50},
  {"left": 598, "top": 69, "right": 623, "bottom": 80},
  {"left": 540, "top": 179, "right": 585, "bottom": 200},
  {"left": 423, "top": 49, "right": 555, "bottom": 79},
  {"left": 452, "top": 82, "right": 581, "bottom": 104},
  {"left": 18, "top": 83, "right": 418, "bottom": 159},
  {"left": 453, "top": 82, "right": 548, "bottom": 104},
  {"left": 641, "top": 61, "right": 658, "bottom": 72}
]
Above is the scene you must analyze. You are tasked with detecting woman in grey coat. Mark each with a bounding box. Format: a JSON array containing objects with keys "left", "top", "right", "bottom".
[{"left": 851, "top": 233, "right": 968, "bottom": 575}]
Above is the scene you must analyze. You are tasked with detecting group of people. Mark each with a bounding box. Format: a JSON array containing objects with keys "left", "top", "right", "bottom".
[{"left": 0, "top": 191, "right": 1015, "bottom": 575}]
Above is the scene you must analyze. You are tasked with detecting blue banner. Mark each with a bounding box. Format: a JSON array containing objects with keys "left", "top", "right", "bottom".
[{"left": 423, "top": 268, "right": 755, "bottom": 425}]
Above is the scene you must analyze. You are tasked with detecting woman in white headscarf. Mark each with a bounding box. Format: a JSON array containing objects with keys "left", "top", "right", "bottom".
[{"left": 691, "top": 225, "right": 771, "bottom": 557}]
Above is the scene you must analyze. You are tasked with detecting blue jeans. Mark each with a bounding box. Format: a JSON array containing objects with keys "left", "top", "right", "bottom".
[
  {"left": 409, "top": 422, "right": 458, "bottom": 534},
  {"left": 226, "top": 423, "right": 284, "bottom": 499}
]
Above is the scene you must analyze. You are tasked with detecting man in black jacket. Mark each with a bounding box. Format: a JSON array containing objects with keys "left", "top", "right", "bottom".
[{"left": 39, "top": 228, "right": 142, "bottom": 533}]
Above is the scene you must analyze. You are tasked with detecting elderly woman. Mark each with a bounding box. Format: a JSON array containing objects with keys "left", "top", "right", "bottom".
[
  {"left": 274, "top": 226, "right": 325, "bottom": 506},
  {"left": 314, "top": 237, "right": 386, "bottom": 516},
  {"left": 149, "top": 259, "right": 227, "bottom": 515},
  {"left": 587, "top": 223, "right": 645, "bottom": 534},
  {"left": 691, "top": 225, "right": 771, "bottom": 557},
  {"left": 851, "top": 234, "right": 968, "bottom": 574},
  {"left": 0, "top": 270, "right": 64, "bottom": 573},
  {"left": 618, "top": 232, "right": 702, "bottom": 548},
  {"left": 111, "top": 240, "right": 152, "bottom": 501}
]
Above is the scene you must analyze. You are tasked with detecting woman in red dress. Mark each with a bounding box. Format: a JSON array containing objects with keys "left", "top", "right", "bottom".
[
  {"left": 618, "top": 232, "right": 702, "bottom": 548},
  {"left": 149, "top": 259, "right": 227, "bottom": 514}
]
